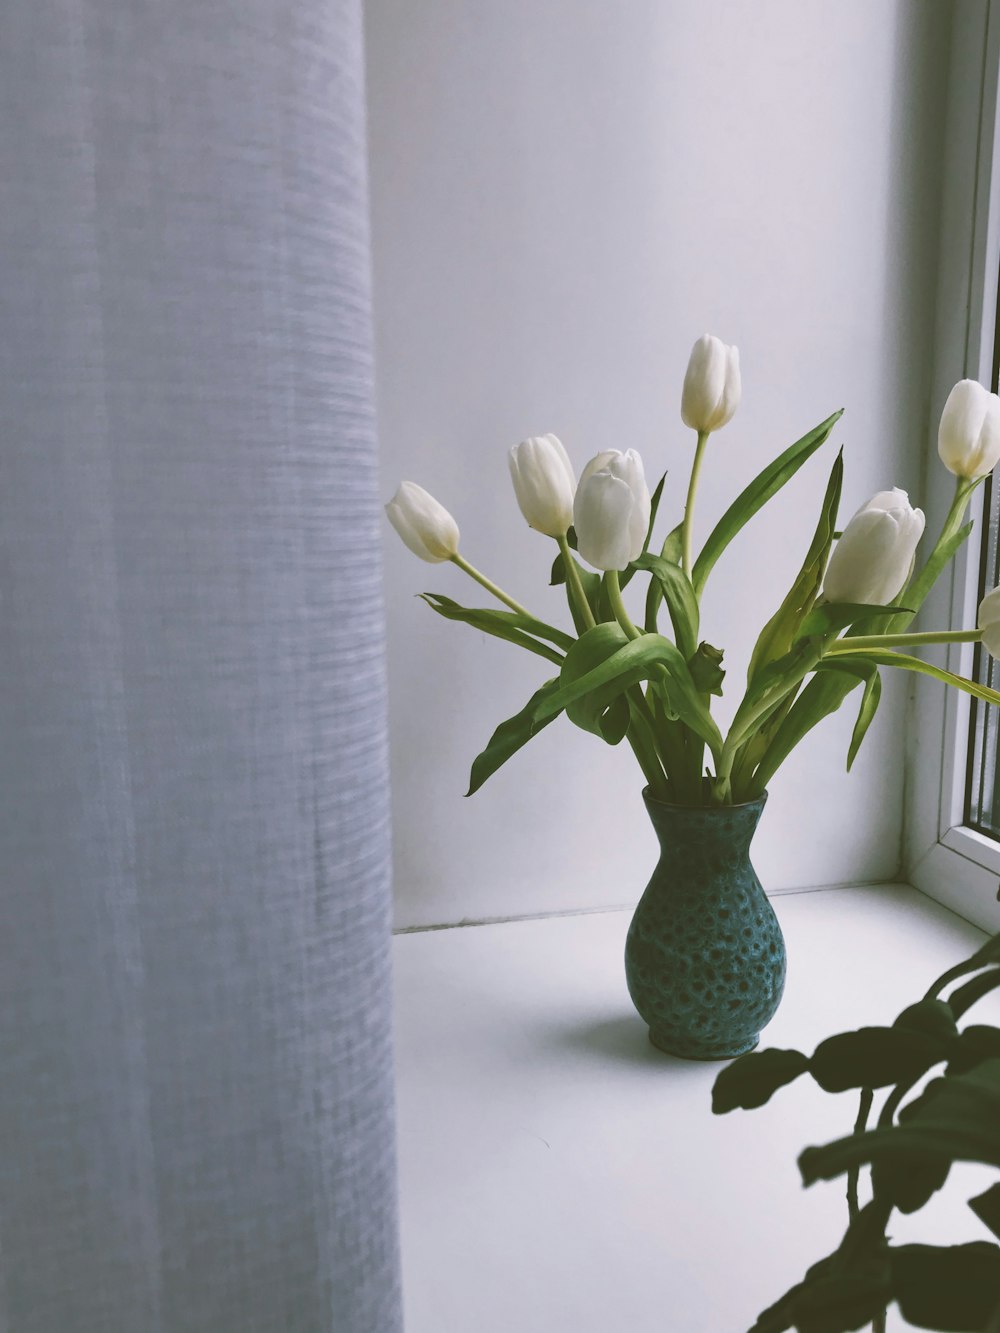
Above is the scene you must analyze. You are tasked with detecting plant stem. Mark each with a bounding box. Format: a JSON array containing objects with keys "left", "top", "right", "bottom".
[
  {"left": 557, "top": 535, "right": 597, "bottom": 630},
  {"left": 827, "top": 628, "right": 981, "bottom": 654},
  {"left": 848, "top": 1088, "right": 873, "bottom": 1222},
  {"left": 606, "top": 569, "right": 641, "bottom": 640},
  {"left": 627, "top": 691, "right": 671, "bottom": 801},
  {"left": 450, "top": 553, "right": 533, "bottom": 616},
  {"left": 681, "top": 430, "right": 710, "bottom": 582},
  {"left": 883, "top": 475, "right": 978, "bottom": 632}
]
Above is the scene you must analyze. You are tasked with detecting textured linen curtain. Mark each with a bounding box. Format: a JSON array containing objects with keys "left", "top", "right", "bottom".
[{"left": 0, "top": 1, "right": 402, "bottom": 1330}]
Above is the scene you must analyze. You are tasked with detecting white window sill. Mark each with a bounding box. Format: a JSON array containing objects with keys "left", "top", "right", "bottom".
[{"left": 394, "top": 884, "right": 996, "bottom": 1333}]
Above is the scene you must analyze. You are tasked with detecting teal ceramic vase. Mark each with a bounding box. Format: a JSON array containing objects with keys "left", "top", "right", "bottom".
[{"left": 624, "top": 788, "right": 785, "bottom": 1060}]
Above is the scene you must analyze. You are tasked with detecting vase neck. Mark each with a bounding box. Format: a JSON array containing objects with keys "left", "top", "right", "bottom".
[{"left": 642, "top": 792, "right": 766, "bottom": 858}]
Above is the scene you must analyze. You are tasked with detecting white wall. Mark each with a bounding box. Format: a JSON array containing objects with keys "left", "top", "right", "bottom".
[{"left": 367, "top": 0, "right": 952, "bottom": 929}]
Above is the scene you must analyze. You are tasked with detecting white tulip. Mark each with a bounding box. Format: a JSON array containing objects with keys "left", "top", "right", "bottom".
[
  {"left": 681, "top": 334, "right": 741, "bottom": 433},
  {"left": 508, "top": 434, "right": 576, "bottom": 537},
  {"left": 978, "top": 586, "right": 1000, "bottom": 658},
  {"left": 385, "top": 481, "right": 460, "bottom": 563},
  {"left": 573, "top": 449, "right": 651, "bottom": 571},
  {"left": 822, "top": 488, "right": 925, "bottom": 606},
  {"left": 938, "top": 379, "right": 1000, "bottom": 480}
]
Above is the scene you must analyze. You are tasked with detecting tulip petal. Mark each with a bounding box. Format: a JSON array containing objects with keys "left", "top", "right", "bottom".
[{"left": 574, "top": 471, "right": 635, "bottom": 571}]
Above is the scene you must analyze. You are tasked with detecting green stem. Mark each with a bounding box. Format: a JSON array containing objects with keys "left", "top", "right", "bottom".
[
  {"left": 627, "top": 690, "right": 671, "bottom": 801},
  {"left": 606, "top": 569, "right": 641, "bottom": 640},
  {"left": 880, "top": 475, "right": 978, "bottom": 633},
  {"left": 681, "top": 430, "right": 710, "bottom": 581},
  {"left": 827, "top": 628, "right": 981, "bottom": 654},
  {"left": 557, "top": 535, "right": 597, "bottom": 631},
  {"left": 450, "top": 553, "right": 532, "bottom": 616}
]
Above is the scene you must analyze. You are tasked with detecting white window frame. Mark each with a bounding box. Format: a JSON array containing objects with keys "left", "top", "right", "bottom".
[{"left": 905, "top": 2, "right": 1000, "bottom": 934}]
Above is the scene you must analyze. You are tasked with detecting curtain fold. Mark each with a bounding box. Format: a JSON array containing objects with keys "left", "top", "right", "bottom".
[{"left": 0, "top": 1, "right": 402, "bottom": 1329}]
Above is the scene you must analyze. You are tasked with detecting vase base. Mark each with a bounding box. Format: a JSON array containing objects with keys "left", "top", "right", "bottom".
[{"left": 647, "top": 1028, "right": 759, "bottom": 1061}]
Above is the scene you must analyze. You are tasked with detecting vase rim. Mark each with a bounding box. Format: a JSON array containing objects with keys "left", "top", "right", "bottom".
[{"left": 641, "top": 784, "right": 768, "bottom": 813}]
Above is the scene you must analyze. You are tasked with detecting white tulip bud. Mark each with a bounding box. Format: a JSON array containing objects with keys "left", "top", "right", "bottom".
[
  {"left": 508, "top": 434, "right": 576, "bottom": 537},
  {"left": 681, "top": 334, "right": 741, "bottom": 433},
  {"left": 385, "top": 481, "right": 460, "bottom": 563},
  {"left": 938, "top": 379, "right": 1000, "bottom": 480},
  {"left": 978, "top": 586, "right": 1000, "bottom": 659},
  {"left": 573, "top": 449, "right": 651, "bottom": 571},
  {"left": 822, "top": 487, "right": 925, "bottom": 606}
]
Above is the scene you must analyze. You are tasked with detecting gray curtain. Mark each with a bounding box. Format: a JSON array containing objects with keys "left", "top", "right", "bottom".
[{"left": 0, "top": 1, "right": 402, "bottom": 1330}]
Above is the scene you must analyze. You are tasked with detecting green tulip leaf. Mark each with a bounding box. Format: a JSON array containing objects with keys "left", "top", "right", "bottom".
[
  {"left": 891, "top": 1242, "right": 1000, "bottom": 1331},
  {"left": 560, "top": 623, "right": 636, "bottom": 742},
  {"left": 466, "top": 677, "right": 563, "bottom": 796},
  {"left": 746, "top": 449, "right": 843, "bottom": 683},
  {"left": 419, "top": 594, "right": 573, "bottom": 664},
  {"left": 691, "top": 409, "right": 843, "bottom": 598},
  {"left": 539, "top": 626, "right": 723, "bottom": 755},
  {"left": 796, "top": 601, "right": 912, "bottom": 641},
  {"left": 813, "top": 657, "right": 882, "bottom": 771},
  {"left": 598, "top": 694, "right": 632, "bottom": 745},
  {"left": 969, "top": 1182, "right": 1000, "bottom": 1240},
  {"left": 712, "top": 1047, "right": 810, "bottom": 1114},
  {"left": 748, "top": 669, "right": 864, "bottom": 797},
  {"left": 637, "top": 470, "right": 667, "bottom": 564},
  {"left": 688, "top": 641, "right": 726, "bottom": 697},
  {"left": 660, "top": 522, "right": 684, "bottom": 567},
  {"left": 634, "top": 553, "right": 700, "bottom": 656},
  {"left": 840, "top": 648, "right": 1000, "bottom": 710}
]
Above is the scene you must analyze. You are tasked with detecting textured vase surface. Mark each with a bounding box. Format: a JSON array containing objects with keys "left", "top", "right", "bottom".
[{"left": 624, "top": 788, "right": 785, "bottom": 1060}]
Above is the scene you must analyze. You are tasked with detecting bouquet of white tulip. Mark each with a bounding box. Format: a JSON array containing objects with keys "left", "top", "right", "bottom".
[{"left": 386, "top": 338, "right": 1000, "bottom": 807}]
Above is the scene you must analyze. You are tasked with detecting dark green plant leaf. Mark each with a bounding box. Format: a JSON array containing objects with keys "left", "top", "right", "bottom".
[
  {"left": 746, "top": 449, "right": 843, "bottom": 684},
  {"left": 688, "top": 641, "right": 726, "bottom": 697},
  {"left": 712, "top": 1047, "right": 809, "bottom": 1113},
  {"left": 948, "top": 967, "right": 1000, "bottom": 1019},
  {"left": 749, "top": 1265, "right": 890, "bottom": 1333},
  {"left": 894, "top": 998, "right": 959, "bottom": 1043},
  {"left": 970, "top": 1183, "right": 1000, "bottom": 1240},
  {"left": 813, "top": 657, "right": 881, "bottom": 771},
  {"left": 419, "top": 594, "right": 573, "bottom": 664},
  {"left": 549, "top": 553, "right": 603, "bottom": 634},
  {"left": 890, "top": 1242, "right": 1000, "bottom": 1331},
  {"left": 634, "top": 553, "right": 699, "bottom": 656},
  {"left": 691, "top": 409, "right": 843, "bottom": 598},
  {"left": 466, "top": 677, "right": 562, "bottom": 796},
  {"left": 947, "top": 1025, "right": 1000, "bottom": 1075},
  {"left": 809, "top": 1024, "right": 953, "bottom": 1094},
  {"left": 966, "top": 934, "right": 1000, "bottom": 970},
  {"left": 748, "top": 1205, "right": 891, "bottom": 1333},
  {"left": 872, "top": 1152, "right": 950, "bottom": 1214},
  {"left": 799, "top": 1058, "right": 1000, "bottom": 1186}
]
